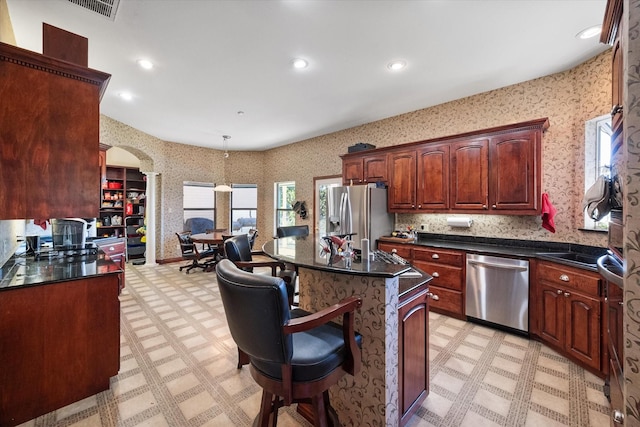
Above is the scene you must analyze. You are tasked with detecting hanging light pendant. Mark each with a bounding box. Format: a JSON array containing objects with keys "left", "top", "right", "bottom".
[{"left": 214, "top": 135, "right": 233, "bottom": 192}]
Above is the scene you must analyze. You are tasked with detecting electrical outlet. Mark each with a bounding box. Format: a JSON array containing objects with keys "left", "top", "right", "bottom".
[{"left": 420, "top": 224, "right": 427, "bottom": 231}]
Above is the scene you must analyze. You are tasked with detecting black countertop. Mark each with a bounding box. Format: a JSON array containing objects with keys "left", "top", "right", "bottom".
[
  {"left": 0, "top": 246, "right": 123, "bottom": 290},
  {"left": 262, "top": 237, "right": 432, "bottom": 297},
  {"left": 399, "top": 232, "right": 608, "bottom": 272}
]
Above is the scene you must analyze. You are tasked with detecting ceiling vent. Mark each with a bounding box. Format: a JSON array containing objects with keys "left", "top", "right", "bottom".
[{"left": 65, "top": 0, "right": 121, "bottom": 21}]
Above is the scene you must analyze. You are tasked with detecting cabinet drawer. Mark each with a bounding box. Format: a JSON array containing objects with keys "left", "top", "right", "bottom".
[
  {"left": 413, "top": 247, "right": 464, "bottom": 267},
  {"left": 413, "top": 260, "right": 463, "bottom": 291},
  {"left": 377, "top": 243, "right": 412, "bottom": 259},
  {"left": 537, "top": 261, "right": 601, "bottom": 297},
  {"left": 428, "top": 285, "right": 464, "bottom": 318}
]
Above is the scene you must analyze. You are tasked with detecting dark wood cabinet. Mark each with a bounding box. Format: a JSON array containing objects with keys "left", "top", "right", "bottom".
[
  {"left": 398, "top": 288, "right": 429, "bottom": 426},
  {"left": 536, "top": 261, "right": 602, "bottom": 374},
  {"left": 0, "top": 274, "right": 121, "bottom": 426},
  {"left": 489, "top": 129, "right": 541, "bottom": 212},
  {"left": 388, "top": 150, "right": 417, "bottom": 210},
  {"left": 0, "top": 42, "right": 110, "bottom": 220},
  {"left": 342, "top": 153, "right": 387, "bottom": 185},
  {"left": 412, "top": 246, "right": 466, "bottom": 319},
  {"left": 450, "top": 138, "right": 489, "bottom": 210},
  {"left": 417, "top": 143, "right": 450, "bottom": 211}
]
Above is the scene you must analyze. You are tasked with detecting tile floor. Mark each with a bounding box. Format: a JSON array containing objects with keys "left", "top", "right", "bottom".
[{"left": 17, "top": 263, "right": 610, "bottom": 427}]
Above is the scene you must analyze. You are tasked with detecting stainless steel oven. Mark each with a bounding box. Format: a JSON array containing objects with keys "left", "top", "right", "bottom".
[{"left": 598, "top": 253, "right": 624, "bottom": 425}]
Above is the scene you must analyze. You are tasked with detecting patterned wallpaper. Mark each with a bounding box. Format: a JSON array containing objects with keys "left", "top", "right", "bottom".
[
  {"left": 96, "top": 50, "right": 611, "bottom": 261},
  {"left": 624, "top": 0, "right": 640, "bottom": 423}
]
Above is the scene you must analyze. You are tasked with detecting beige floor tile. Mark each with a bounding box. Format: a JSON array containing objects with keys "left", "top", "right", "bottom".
[
  {"left": 524, "top": 409, "right": 567, "bottom": 427},
  {"left": 460, "top": 410, "right": 502, "bottom": 427},
  {"left": 178, "top": 390, "right": 216, "bottom": 420},
  {"left": 490, "top": 356, "right": 522, "bottom": 376},
  {"left": 55, "top": 395, "right": 97, "bottom": 420},
  {"left": 156, "top": 358, "right": 188, "bottom": 377},
  {"left": 533, "top": 370, "right": 569, "bottom": 393},
  {"left": 68, "top": 413, "right": 101, "bottom": 427},
  {"left": 165, "top": 373, "right": 200, "bottom": 396},
  {"left": 113, "top": 372, "right": 147, "bottom": 396},
  {"left": 148, "top": 345, "right": 177, "bottom": 362},
  {"left": 432, "top": 371, "right": 466, "bottom": 394},
  {"left": 135, "top": 413, "right": 171, "bottom": 427},
  {"left": 455, "top": 343, "right": 484, "bottom": 361},
  {"left": 423, "top": 391, "right": 454, "bottom": 418},
  {"left": 483, "top": 371, "right": 517, "bottom": 394},
  {"left": 117, "top": 390, "right": 157, "bottom": 420},
  {"left": 530, "top": 388, "right": 569, "bottom": 416},
  {"left": 445, "top": 356, "right": 475, "bottom": 376},
  {"left": 473, "top": 388, "right": 511, "bottom": 417}
]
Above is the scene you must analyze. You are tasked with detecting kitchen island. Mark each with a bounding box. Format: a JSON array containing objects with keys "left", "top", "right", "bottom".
[
  {"left": 262, "top": 236, "right": 432, "bottom": 426},
  {"left": 0, "top": 247, "right": 122, "bottom": 427}
]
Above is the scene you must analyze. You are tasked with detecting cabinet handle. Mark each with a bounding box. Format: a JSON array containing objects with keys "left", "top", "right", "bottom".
[
  {"left": 559, "top": 274, "right": 570, "bottom": 282},
  {"left": 432, "top": 272, "right": 439, "bottom": 278},
  {"left": 412, "top": 205, "right": 415, "bottom": 208},
  {"left": 418, "top": 205, "right": 421, "bottom": 208},
  {"left": 611, "top": 105, "right": 623, "bottom": 116},
  {"left": 427, "top": 292, "right": 440, "bottom": 301},
  {"left": 492, "top": 204, "right": 497, "bottom": 209},
  {"left": 482, "top": 204, "right": 488, "bottom": 209},
  {"left": 109, "top": 246, "right": 115, "bottom": 251},
  {"left": 612, "top": 409, "right": 624, "bottom": 424},
  {"left": 432, "top": 254, "right": 440, "bottom": 259},
  {"left": 564, "top": 292, "right": 571, "bottom": 298},
  {"left": 619, "top": 301, "right": 624, "bottom": 306},
  {"left": 557, "top": 289, "right": 563, "bottom": 294}
]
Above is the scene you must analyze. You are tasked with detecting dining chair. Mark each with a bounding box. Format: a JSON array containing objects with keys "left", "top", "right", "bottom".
[{"left": 176, "top": 232, "right": 217, "bottom": 273}]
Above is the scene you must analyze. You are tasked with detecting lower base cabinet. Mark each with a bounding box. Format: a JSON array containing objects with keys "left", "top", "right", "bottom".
[
  {"left": 399, "top": 288, "right": 429, "bottom": 425},
  {"left": 535, "top": 261, "right": 602, "bottom": 374},
  {"left": 0, "top": 274, "right": 121, "bottom": 426}
]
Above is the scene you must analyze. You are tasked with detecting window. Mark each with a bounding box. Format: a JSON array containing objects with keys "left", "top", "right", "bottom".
[
  {"left": 275, "top": 182, "right": 296, "bottom": 229},
  {"left": 583, "top": 115, "right": 612, "bottom": 230},
  {"left": 230, "top": 184, "right": 257, "bottom": 233},
  {"left": 183, "top": 181, "right": 215, "bottom": 226}
]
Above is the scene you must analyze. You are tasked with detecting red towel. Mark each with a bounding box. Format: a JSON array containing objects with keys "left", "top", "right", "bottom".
[
  {"left": 541, "top": 193, "right": 557, "bottom": 233},
  {"left": 34, "top": 219, "right": 48, "bottom": 230}
]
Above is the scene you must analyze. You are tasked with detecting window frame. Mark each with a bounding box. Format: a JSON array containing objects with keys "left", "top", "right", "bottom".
[
  {"left": 274, "top": 181, "right": 296, "bottom": 230},
  {"left": 183, "top": 181, "right": 216, "bottom": 228}
]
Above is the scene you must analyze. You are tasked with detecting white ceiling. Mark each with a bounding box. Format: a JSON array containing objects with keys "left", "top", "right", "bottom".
[{"left": 6, "top": 0, "right": 608, "bottom": 151}]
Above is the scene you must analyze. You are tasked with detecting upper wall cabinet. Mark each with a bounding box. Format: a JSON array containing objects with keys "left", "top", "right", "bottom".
[
  {"left": 341, "top": 118, "right": 549, "bottom": 215},
  {"left": 342, "top": 152, "right": 388, "bottom": 185},
  {"left": 388, "top": 150, "right": 417, "bottom": 210},
  {"left": 0, "top": 42, "right": 110, "bottom": 220}
]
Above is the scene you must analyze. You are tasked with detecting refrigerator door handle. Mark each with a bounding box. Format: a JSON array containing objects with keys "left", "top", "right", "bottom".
[{"left": 340, "top": 192, "right": 352, "bottom": 235}]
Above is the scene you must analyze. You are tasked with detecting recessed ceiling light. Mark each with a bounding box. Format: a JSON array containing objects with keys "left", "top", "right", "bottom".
[
  {"left": 136, "top": 59, "right": 154, "bottom": 70},
  {"left": 292, "top": 58, "right": 308, "bottom": 69},
  {"left": 576, "top": 25, "right": 602, "bottom": 39},
  {"left": 387, "top": 60, "right": 406, "bottom": 71},
  {"left": 118, "top": 92, "right": 133, "bottom": 101},
  {"left": 237, "top": 111, "right": 245, "bottom": 116}
]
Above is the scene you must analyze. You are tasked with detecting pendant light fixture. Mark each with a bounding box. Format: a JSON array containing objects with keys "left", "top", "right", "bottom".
[{"left": 214, "top": 135, "right": 233, "bottom": 192}]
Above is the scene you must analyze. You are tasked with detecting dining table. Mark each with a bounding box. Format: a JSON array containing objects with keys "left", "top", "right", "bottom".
[{"left": 189, "top": 230, "right": 230, "bottom": 246}]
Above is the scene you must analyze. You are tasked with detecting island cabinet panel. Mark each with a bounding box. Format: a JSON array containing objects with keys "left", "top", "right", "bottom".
[
  {"left": 388, "top": 150, "right": 417, "bottom": 210},
  {"left": 0, "top": 42, "right": 110, "bottom": 219},
  {"left": 0, "top": 274, "right": 120, "bottom": 426},
  {"left": 341, "top": 153, "right": 387, "bottom": 185},
  {"left": 534, "top": 261, "right": 603, "bottom": 375},
  {"left": 416, "top": 143, "right": 450, "bottom": 211},
  {"left": 398, "top": 289, "right": 429, "bottom": 426},
  {"left": 489, "top": 129, "right": 540, "bottom": 212},
  {"left": 450, "top": 138, "right": 489, "bottom": 210}
]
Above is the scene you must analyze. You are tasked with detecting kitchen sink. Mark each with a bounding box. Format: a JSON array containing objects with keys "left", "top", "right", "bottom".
[{"left": 536, "top": 252, "right": 601, "bottom": 268}]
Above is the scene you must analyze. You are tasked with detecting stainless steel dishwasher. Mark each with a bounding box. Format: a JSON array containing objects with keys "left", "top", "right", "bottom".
[{"left": 465, "top": 254, "right": 529, "bottom": 333}]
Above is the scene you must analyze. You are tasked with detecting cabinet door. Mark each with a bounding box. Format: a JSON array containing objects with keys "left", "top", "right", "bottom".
[
  {"left": 398, "top": 290, "right": 429, "bottom": 422},
  {"left": 363, "top": 154, "right": 388, "bottom": 183},
  {"left": 417, "top": 144, "right": 449, "bottom": 210},
  {"left": 450, "top": 139, "right": 488, "bottom": 210},
  {"left": 564, "top": 292, "right": 601, "bottom": 371},
  {"left": 489, "top": 130, "right": 539, "bottom": 212},
  {"left": 538, "top": 283, "right": 564, "bottom": 348},
  {"left": 343, "top": 157, "right": 364, "bottom": 185},
  {"left": 388, "top": 150, "right": 417, "bottom": 211}
]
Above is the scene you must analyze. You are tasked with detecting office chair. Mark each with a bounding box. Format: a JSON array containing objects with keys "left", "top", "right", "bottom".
[
  {"left": 215, "top": 259, "right": 362, "bottom": 427},
  {"left": 276, "top": 225, "right": 309, "bottom": 238},
  {"left": 176, "top": 232, "right": 217, "bottom": 273}
]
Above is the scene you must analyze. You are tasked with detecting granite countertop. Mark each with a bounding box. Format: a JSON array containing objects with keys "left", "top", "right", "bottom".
[
  {"left": 262, "top": 236, "right": 431, "bottom": 298},
  {"left": 391, "top": 232, "right": 608, "bottom": 272},
  {"left": 0, "top": 246, "right": 123, "bottom": 290}
]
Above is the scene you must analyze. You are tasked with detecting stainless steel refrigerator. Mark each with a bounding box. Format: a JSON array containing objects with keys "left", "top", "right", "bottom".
[{"left": 325, "top": 185, "right": 394, "bottom": 251}]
